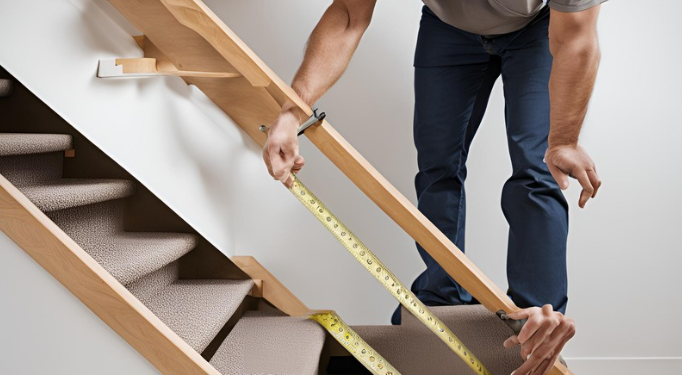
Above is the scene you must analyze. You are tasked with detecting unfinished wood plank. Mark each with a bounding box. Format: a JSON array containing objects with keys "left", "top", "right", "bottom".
[
  {"left": 106, "top": 0, "right": 238, "bottom": 74},
  {"left": 103, "top": 57, "right": 242, "bottom": 78},
  {"left": 158, "top": 0, "right": 271, "bottom": 86},
  {"left": 0, "top": 173, "right": 220, "bottom": 375},
  {"left": 231, "top": 256, "right": 310, "bottom": 317},
  {"left": 249, "top": 279, "right": 264, "bottom": 298}
]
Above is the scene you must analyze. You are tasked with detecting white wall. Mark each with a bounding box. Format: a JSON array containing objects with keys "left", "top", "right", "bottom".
[{"left": 0, "top": 0, "right": 680, "bottom": 374}]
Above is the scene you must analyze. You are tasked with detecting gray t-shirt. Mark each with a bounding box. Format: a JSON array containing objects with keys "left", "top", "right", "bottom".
[{"left": 422, "top": 0, "right": 607, "bottom": 36}]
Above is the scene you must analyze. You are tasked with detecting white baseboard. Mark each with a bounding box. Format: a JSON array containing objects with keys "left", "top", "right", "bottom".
[{"left": 564, "top": 358, "right": 682, "bottom": 375}]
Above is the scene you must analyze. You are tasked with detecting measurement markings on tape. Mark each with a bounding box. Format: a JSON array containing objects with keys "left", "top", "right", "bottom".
[
  {"left": 289, "top": 175, "right": 491, "bottom": 375},
  {"left": 309, "top": 311, "right": 400, "bottom": 375}
]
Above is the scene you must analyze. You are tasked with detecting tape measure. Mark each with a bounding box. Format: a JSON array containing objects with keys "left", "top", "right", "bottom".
[
  {"left": 309, "top": 311, "right": 401, "bottom": 375},
  {"left": 289, "top": 174, "right": 491, "bottom": 375}
]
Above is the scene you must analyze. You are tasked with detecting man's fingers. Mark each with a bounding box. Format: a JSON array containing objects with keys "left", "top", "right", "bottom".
[
  {"left": 284, "top": 174, "right": 294, "bottom": 188},
  {"left": 573, "top": 169, "right": 595, "bottom": 208},
  {"left": 533, "top": 355, "right": 554, "bottom": 375},
  {"left": 269, "top": 147, "right": 296, "bottom": 184},
  {"left": 517, "top": 311, "right": 544, "bottom": 344},
  {"left": 547, "top": 161, "right": 569, "bottom": 190},
  {"left": 291, "top": 154, "right": 305, "bottom": 174},
  {"left": 262, "top": 148, "right": 276, "bottom": 178},
  {"left": 587, "top": 169, "right": 601, "bottom": 198},
  {"left": 504, "top": 335, "right": 520, "bottom": 348},
  {"left": 511, "top": 348, "right": 543, "bottom": 375},
  {"left": 524, "top": 320, "right": 573, "bottom": 375},
  {"left": 526, "top": 318, "right": 559, "bottom": 359},
  {"left": 507, "top": 307, "right": 536, "bottom": 321}
]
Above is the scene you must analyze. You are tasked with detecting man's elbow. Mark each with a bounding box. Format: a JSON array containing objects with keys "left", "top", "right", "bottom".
[
  {"left": 336, "top": 0, "right": 375, "bottom": 33},
  {"left": 550, "top": 32, "right": 601, "bottom": 63}
]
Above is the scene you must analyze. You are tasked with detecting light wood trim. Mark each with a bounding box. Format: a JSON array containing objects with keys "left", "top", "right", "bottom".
[
  {"left": 231, "top": 256, "right": 309, "bottom": 316},
  {"left": 114, "top": 57, "right": 241, "bottom": 78},
  {"left": 116, "top": 58, "right": 157, "bottom": 74},
  {"left": 249, "top": 279, "right": 263, "bottom": 298},
  {"left": 157, "top": 0, "right": 271, "bottom": 87},
  {"left": 105, "top": 2, "right": 573, "bottom": 373},
  {"left": 0, "top": 173, "right": 220, "bottom": 375}
]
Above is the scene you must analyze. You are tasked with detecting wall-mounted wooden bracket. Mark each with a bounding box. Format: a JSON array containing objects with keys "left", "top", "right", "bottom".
[{"left": 97, "top": 58, "right": 242, "bottom": 79}]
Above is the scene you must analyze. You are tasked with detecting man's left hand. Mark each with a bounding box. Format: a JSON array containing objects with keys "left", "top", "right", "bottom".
[
  {"left": 545, "top": 144, "right": 602, "bottom": 208},
  {"left": 503, "top": 304, "right": 576, "bottom": 375}
]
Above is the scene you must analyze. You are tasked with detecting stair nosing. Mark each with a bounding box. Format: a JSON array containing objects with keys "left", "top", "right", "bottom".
[
  {"left": 0, "top": 133, "right": 73, "bottom": 156},
  {"left": 19, "top": 178, "right": 136, "bottom": 212}
]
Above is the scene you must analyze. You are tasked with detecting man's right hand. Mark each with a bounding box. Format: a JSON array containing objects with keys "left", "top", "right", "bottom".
[
  {"left": 261, "top": 0, "right": 376, "bottom": 187},
  {"left": 262, "top": 104, "right": 306, "bottom": 188}
]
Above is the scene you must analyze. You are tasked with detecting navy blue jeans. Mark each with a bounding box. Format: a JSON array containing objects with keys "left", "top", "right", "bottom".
[{"left": 392, "top": 6, "right": 568, "bottom": 325}]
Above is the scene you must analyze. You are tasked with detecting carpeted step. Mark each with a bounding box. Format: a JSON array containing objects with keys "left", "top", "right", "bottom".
[
  {"left": 137, "top": 277, "right": 255, "bottom": 353},
  {"left": 351, "top": 305, "right": 523, "bottom": 375},
  {"left": 210, "top": 311, "right": 326, "bottom": 375},
  {"left": 0, "top": 133, "right": 72, "bottom": 156},
  {"left": 80, "top": 231, "right": 199, "bottom": 285},
  {"left": 20, "top": 178, "right": 136, "bottom": 212}
]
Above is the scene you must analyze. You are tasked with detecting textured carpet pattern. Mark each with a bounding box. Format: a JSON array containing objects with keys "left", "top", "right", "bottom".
[
  {"left": 0, "top": 131, "right": 264, "bottom": 367},
  {"left": 210, "top": 311, "right": 326, "bottom": 375},
  {"left": 47, "top": 200, "right": 124, "bottom": 239},
  {"left": 352, "top": 305, "right": 524, "bottom": 375},
  {"left": 0, "top": 152, "right": 64, "bottom": 186},
  {"left": 139, "top": 278, "right": 255, "bottom": 352},
  {"left": 78, "top": 231, "right": 199, "bottom": 285},
  {"left": 0, "top": 133, "right": 72, "bottom": 156},
  {"left": 20, "top": 178, "right": 136, "bottom": 212}
]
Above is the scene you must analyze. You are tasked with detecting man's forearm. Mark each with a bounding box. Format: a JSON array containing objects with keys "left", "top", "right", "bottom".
[
  {"left": 285, "top": 0, "right": 375, "bottom": 113},
  {"left": 548, "top": 9, "right": 601, "bottom": 148}
]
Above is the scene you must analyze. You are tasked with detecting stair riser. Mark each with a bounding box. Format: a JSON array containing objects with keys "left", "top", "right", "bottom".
[
  {"left": 126, "top": 261, "right": 180, "bottom": 303},
  {"left": 46, "top": 200, "right": 124, "bottom": 239},
  {"left": 0, "top": 152, "right": 63, "bottom": 186}
]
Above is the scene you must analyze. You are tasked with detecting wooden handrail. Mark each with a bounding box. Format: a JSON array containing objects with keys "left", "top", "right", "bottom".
[{"left": 103, "top": 1, "right": 574, "bottom": 374}]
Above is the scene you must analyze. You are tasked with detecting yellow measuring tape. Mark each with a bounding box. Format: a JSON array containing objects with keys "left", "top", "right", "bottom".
[
  {"left": 289, "top": 174, "right": 491, "bottom": 375},
  {"left": 309, "top": 311, "right": 401, "bottom": 375}
]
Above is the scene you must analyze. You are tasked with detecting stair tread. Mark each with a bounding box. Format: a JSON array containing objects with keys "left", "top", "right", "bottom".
[
  {"left": 0, "top": 133, "right": 72, "bottom": 156},
  {"left": 142, "top": 278, "right": 254, "bottom": 353},
  {"left": 20, "top": 178, "right": 136, "bottom": 212},
  {"left": 350, "top": 305, "right": 523, "bottom": 375},
  {"left": 85, "top": 232, "right": 199, "bottom": 286},
  {"left": 210, "top": 311, "right": 326, "bottom": 375}
]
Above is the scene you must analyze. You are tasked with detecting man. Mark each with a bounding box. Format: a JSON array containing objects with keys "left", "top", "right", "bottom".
[{"left": 263, "top": 1, "right": 604, "bottom": 374}]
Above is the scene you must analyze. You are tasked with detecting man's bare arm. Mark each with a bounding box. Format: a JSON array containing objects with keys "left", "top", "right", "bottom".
[
  {"left": 545, "top": 5, "right": 603, "bottom": 208},
  {"left": 264, "top": 0, "right": 377, "bottom": 187}
]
